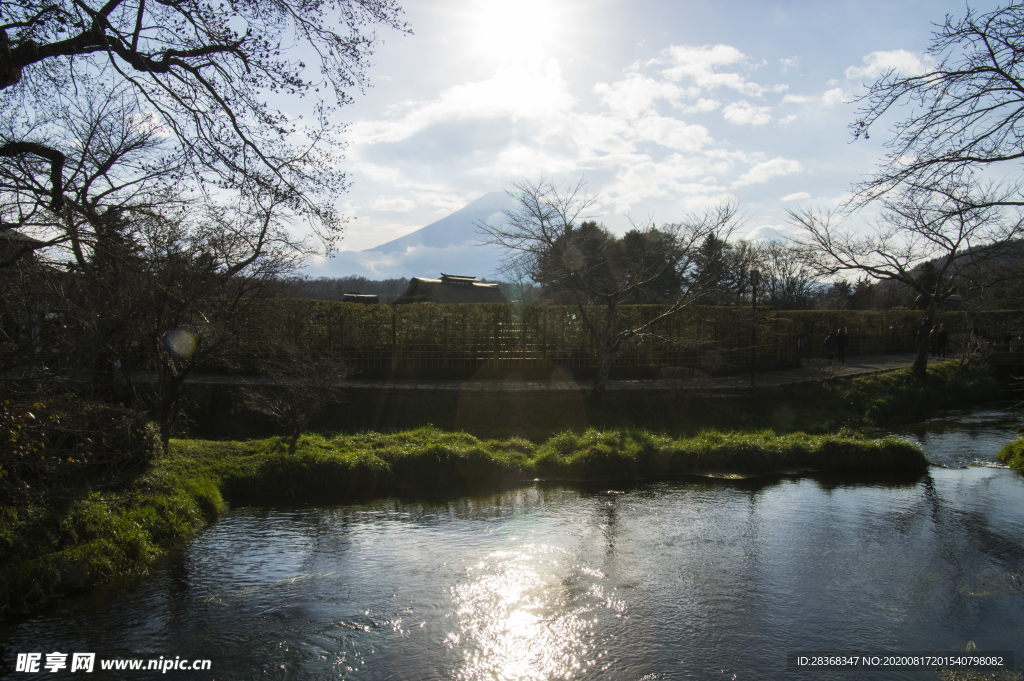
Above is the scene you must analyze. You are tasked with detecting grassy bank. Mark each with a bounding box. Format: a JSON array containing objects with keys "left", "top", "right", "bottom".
[
  {"left": 201, "top": 427, "right": 928, "bottom": 500},
  {"left": 997, "top": 431, "right": 1024, "bottom": 468},
  {"left": 0, "top": 360, "right": 999, "bottom": 616}
]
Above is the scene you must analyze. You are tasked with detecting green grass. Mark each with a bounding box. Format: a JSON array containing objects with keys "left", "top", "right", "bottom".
[
  {"left": 0, "top": 478, "right": 222, "bottom": 616},
  {"left": 996, "top": 437, "right": 1024, "bottom": 468},
  {"left": 204, "top": 427, "right": 928, "bottom": 499}
]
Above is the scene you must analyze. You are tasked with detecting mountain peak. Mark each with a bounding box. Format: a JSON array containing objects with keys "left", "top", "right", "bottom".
[{"left": 363, "top": 192, "right": 515, "bottom": 253}]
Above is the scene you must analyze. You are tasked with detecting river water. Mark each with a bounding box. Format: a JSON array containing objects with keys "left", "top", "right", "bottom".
[{"left": 2, "top": 405, "right": 1023, "bottom": 680}]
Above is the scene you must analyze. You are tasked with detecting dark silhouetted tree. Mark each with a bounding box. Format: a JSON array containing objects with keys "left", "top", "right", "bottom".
[{"left": 479, "top": 176, "right": 739, "bottom": 398}]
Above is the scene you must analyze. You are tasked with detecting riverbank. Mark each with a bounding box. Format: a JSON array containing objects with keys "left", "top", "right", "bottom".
[
  {"left": 997, "top": 435, "right": 1024, "bottom": 468},
  {"left": 0, "top": 360, "right": 1002, "bottom": 616}
]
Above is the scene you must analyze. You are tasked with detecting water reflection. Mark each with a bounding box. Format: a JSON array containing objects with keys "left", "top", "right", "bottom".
[
  {"left": 451, "top": 545, "right": 601, "bottom": 680},
  {"left": 2, "top": 471, "right": 1023, "bottom": 679}
]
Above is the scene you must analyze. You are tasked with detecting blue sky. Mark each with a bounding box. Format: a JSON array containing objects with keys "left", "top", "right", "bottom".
[{"left": 303, "top": 0, "right": 1003, "bottom": 278}]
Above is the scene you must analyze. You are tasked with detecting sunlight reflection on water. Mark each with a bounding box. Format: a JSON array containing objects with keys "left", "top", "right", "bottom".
[{"left": 450, "top": 544, "right": 615, "bottom": 680}]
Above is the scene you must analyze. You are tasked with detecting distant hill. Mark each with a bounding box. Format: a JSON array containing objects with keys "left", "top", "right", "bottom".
[{"left": 364, "top": 192, "right": 515, "bottom": 253}]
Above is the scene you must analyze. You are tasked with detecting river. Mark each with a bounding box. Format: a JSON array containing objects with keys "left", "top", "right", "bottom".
[{"left": 2, "top": 405, "right": 1022, "bottom": 680}]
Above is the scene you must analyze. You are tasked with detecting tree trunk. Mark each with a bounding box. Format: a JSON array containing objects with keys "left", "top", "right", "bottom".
[
  {"left": 157, "top": 367, "right": 189, "bottom": 448},
  {"left": 911, "top": 310, "right": 934, "bottom": 379},
  {"left": 590, "top": 345, "right": 614, "bottom": 403}
]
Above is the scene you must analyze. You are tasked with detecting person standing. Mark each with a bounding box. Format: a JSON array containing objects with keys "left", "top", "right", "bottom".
[
  {"left": 836, "top": 328, "right": 848, "bottom": 363},
  {"left": 936, "top": 324, "right": 948, "bottom": 360},
  {"left": 824, "top": 331, "right": 837, "bottom": 362}
]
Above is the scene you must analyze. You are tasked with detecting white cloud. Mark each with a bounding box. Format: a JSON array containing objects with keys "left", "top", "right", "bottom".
[
  {"left": 632, "top": 115, "right": 712, "bottom": 152},
  {"left": 780, "top": 56, "right": 799, "bottom": 73},
  {"left": 743, "top": 223, "right": 803, "bottom": 242},
  {"left": 653, "top": 44, "right": 770, "bottom": 96},
  {"left": 337, "top": 41, "right": 827, "bottom": 257},
  {"left": 844, "top": 49, "right": 934, "bottom": 81},
  {"left": 490, "top": 144, "right": 580, "bottom": 178},
  {"left": 781, "top": 192, "right": 811, "bottom": 201},
  {"left": 349, "top": 59, "right": 575, "bottom": 145},
  {"left": 593, "top": 73, "right": 694, "bottom": 119},
  {"left": 676, "top": 98, "right": 721, "bottom": 114},
  {"left": 732, "top": 157, "right": 803, "bottom": 187},
  {"left": 315, "top": 243, "right": 508, "bottom": 280},
  {"left": 369, "top": 196, "right": 417, "bottom": 212},
  {"left": 602, "top": 153, "right": 732, "bottom": 213},
  {"left": 723, "top": 101, "right": 773, "bottom": 126},
  {"left": 822, "top": 88, "right": 846, "bottom": 106}
]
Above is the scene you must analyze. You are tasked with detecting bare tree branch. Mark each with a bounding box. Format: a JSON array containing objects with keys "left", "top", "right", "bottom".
[
  {"left": 479, "top": 176, "right": 740, "bottom": 398},
  {"left": 852, "top": 2, "right": 1024, "bottom": 208}
]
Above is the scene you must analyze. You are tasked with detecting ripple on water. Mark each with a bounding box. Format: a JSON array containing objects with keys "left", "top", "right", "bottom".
[{"left": 879, "top": 402, "right": 1021, "bottom": 468}]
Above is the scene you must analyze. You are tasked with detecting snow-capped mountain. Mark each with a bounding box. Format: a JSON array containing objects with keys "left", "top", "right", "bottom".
[
  {"left": 309, "top": 192, "right": 516, "bottom": 280},
  {"left": 363, "top": 191, "right": 515, "bottom": 253}
]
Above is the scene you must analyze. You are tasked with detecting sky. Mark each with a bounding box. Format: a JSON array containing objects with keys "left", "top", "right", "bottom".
[{"left": 300, "top": 0, "right": 1005, "bottom": 279}]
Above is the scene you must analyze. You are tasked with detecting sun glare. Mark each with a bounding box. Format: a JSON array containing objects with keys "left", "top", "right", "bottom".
[{"left": 465, "top": 0, "right": 566, "bottom": 67}]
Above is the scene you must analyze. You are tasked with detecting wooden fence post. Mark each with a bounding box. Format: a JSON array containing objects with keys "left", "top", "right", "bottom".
[
  {"left": 443, "top": 316, "right": 449, "bottom": 368},
  {"left": 494, "top": 312, "right": 500, "bottom": 361},
  {"left": 391, "top": 308, "right": 397, "bottom": 369},
  {"left": 521, "top": 310, "right": 527, "bottom": 364},
  {"left": 542, "top": 310, "right": 547, "bottom": 359}
]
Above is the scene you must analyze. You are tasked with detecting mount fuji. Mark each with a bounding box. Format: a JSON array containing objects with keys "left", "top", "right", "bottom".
[
  {"left": 364, "top": 192, "right": 516, "bottom": 254},
  {"left": 312, "top": 192, "right": 516, "bottom": 280}
]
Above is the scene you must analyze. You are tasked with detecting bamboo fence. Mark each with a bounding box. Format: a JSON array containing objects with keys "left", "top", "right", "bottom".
[{"left": 235, "top": 301, "right": 1024, "bottom": 375}]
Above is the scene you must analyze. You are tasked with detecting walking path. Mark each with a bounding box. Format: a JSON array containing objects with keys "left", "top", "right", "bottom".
[{"left": 182, "top": 353, "right": 917, "bottom": 393}]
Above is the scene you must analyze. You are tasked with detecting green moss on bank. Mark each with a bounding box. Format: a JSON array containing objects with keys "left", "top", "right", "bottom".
[
  {"left": 206, "top": 427, "right": 927, "bottom": 501},
  {"left": 997, "top": 437, "right": 1024, "bottom": 468},
  {"left": 0, "top": 477, "right": 223, "bottom": 616},
  {"left": 840, "top": 360, "right": 1001, "bottom": 425}
]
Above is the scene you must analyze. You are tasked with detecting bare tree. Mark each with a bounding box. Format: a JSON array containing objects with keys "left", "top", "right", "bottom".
[
  {"left": 0, "top": 82, "right": 188, "bottom": 267},
  {"left": 0, "top": 82, "right": 311, "bottom": 445},
  {"left": 237, "top": 340, "right": 348, "bottom": 438},
  {"left": 851, "top": 2, "right": 1024, "bottom": 209},
  {"left": 139, "top": 195, "right": 307, "bottom": 445},
  {"left": 755, "top": 241, "right": 817, "bottom": 310},
  {"left": 0, "top": 0, "right": 408, "bottom": 244},
  {"left": 791, "top": 180, "right": 1024, "bottom": 376},
  {"left": 479, "top": 176, "right": 738, "bottom": 399}
]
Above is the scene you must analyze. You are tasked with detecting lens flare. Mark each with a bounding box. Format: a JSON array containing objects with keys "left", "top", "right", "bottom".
[{"left": 163, "top": 328, "right": 197, "bottom": 359}]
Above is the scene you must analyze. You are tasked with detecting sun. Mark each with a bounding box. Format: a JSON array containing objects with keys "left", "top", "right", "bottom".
[{"left": 464, "top": 0, "right": 567, "bottom": 68}]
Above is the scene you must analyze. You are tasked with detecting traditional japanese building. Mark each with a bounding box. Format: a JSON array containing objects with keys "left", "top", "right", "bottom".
[{"left": 394, "top": 274, "right": 507, "bottom": 304}]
